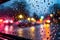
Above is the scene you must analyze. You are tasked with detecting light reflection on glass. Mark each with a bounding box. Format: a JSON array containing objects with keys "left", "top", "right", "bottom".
[
  {"left": 43, "top": 24, "right": 50, "bottom": 40},
  {"left": 9, "top": 25, "right": 14, "bottom": 34},
  {"left": 17, "top": 28, "right": 23, "bottom": 37},
  {"left": 40, "top": 24, "right": 45, "bottom": 39},
  {"left": 4, "top": 25, "right": 9, "bottom": 34},
  {"left": 40, "top": 24, "right": 51, "bottom": 40},
  {"left": 30, "top": 26, "right": 35, "bottom": 32},
  {"left": 16, "top": 24, "right": 51, "bottom": 40},
  {"left": 29, "top": 26, "right": 35, "bottom": 39}
]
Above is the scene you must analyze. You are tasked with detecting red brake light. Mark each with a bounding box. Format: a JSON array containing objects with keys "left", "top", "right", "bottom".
[
  {"left": 4, "top": 20, "right": 9, "bottom": 23},
  {"left": 10, "top": 20, "right": 13, "bottom": 23},
  {"left": 4, "top": 25, "right": 9, "bottom": 34},
  {"left": 0, "top": 19, "right": 3, "bottom": 23}
]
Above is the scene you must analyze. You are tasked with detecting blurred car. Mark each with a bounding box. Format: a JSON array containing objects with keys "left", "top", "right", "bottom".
[
  {"left": 15, "top": 20, "right": 37, "bottom": 27},
  {"left": 17, "top": 20, "right": 32, "bottom": 27}
]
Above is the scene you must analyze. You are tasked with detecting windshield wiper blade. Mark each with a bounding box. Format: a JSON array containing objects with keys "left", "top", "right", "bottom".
[{"left": 0, "top": 32, "right": 31, "bottom": 40}]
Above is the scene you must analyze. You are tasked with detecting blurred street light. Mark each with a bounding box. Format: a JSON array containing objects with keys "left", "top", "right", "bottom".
[
  {"left": 41, "top": 16, "right": 44, "bottom": 19},
  {"left": 31, "top": 18, "right": 35, "bottom": 21},
  {"left": 27, "top": 17, "right": 36, "bottom": 22},
  {"left": 27, "top": 17, "right": 30, "bottom": 21},
  {"left": 31, "top": 18, "right": 36, "bottom": 22},
  {"left": 39, "top": 19, "right": 43, "bottom": 23},
  {"left": 18, "top": 14, "right": 23, "bottom": 19},
  {"left": 50, "top": 14, "right": 53, "bottom": 17},
  {"left": 46, "top": 20, "right": 50, "bottom": 23}
]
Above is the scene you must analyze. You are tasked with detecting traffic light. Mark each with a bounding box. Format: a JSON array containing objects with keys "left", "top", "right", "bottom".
[{"left": 0, "top": 0, "right": 10, "bottom": 4}]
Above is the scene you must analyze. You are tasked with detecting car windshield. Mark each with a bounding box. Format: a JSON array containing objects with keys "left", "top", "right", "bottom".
[{"left": 0, "top": 0, "right": 60, "bottom": 40}]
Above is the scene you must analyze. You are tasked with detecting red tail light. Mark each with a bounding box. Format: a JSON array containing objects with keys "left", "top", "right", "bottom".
[
  {"left": 3, "top": 20, "right": 9, "bottom": 23},
  {"left": 0, "top": 19, "right": 3, "bottom": 23},
  {"left": 9, "top": 20, "right": 13, "bottom": 23},
  {"left": 4, "top": 25, "right": 9, "bottom": 34}
]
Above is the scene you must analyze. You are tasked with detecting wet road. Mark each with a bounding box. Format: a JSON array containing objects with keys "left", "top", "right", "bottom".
[
  {"left": 17, "top": 24, "right": 52, "bottom": 40},
  {"left": 0, "top": 23, "right": 59, "bottom": 40},
  {"left": 16, "top": 23, "right": 60, "bottom": 40}
]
